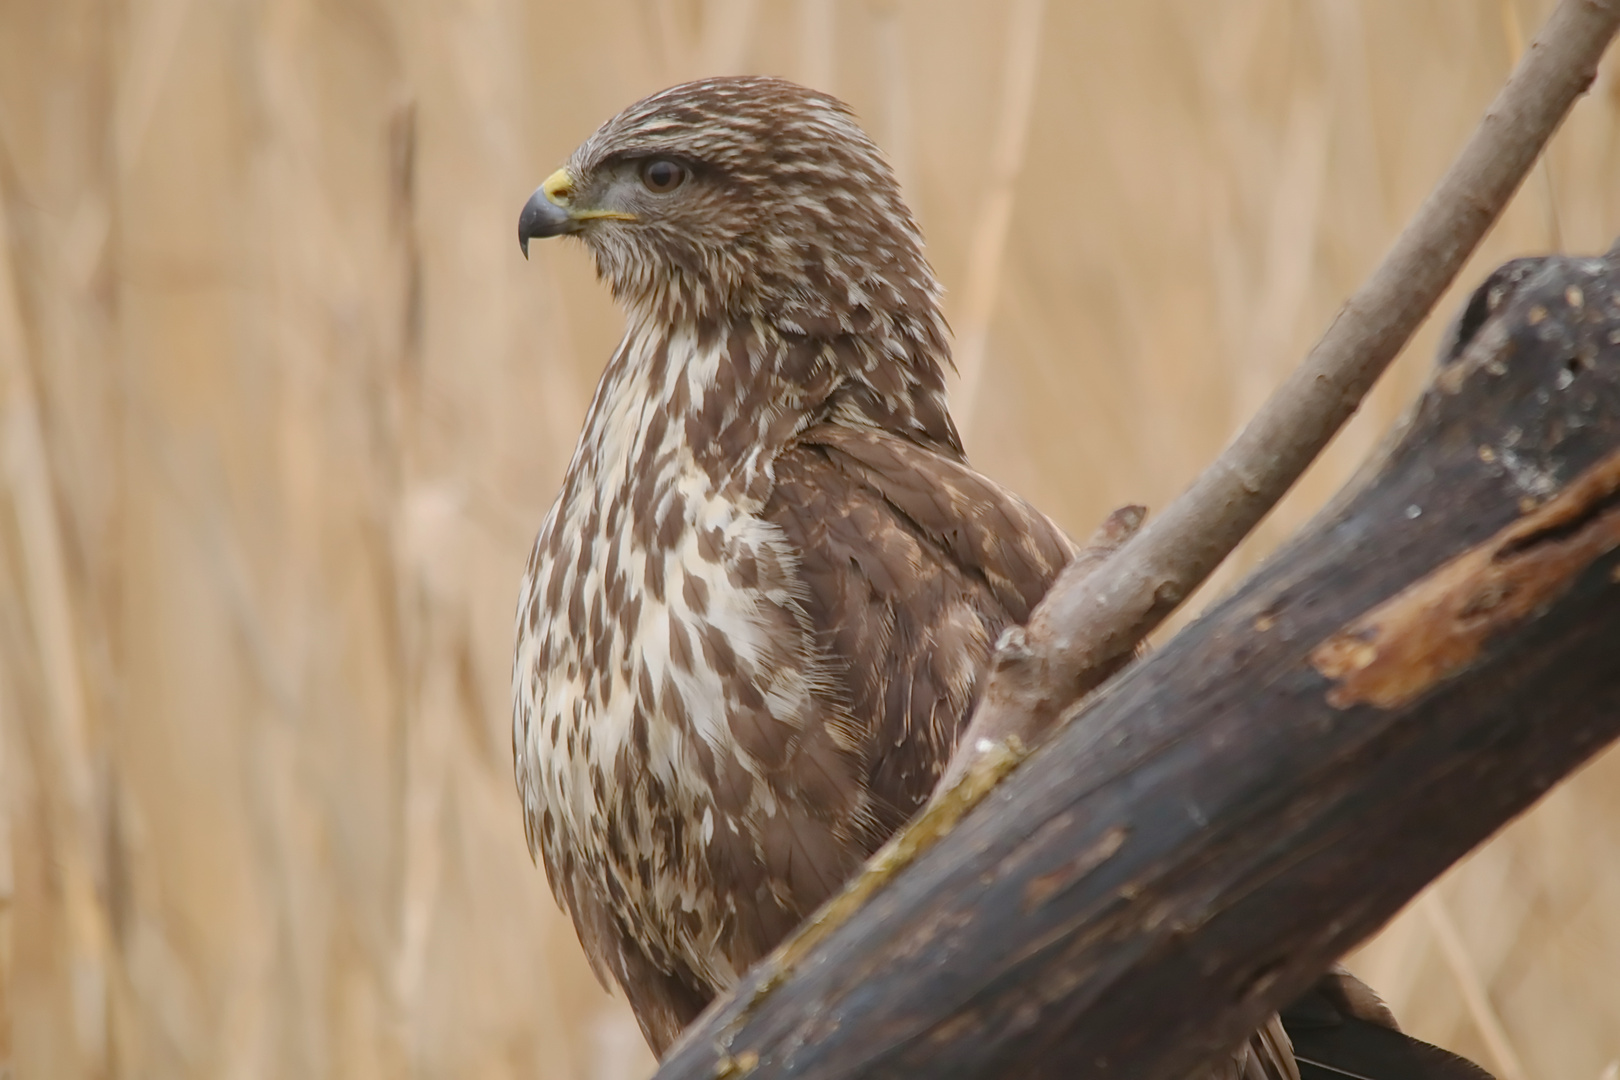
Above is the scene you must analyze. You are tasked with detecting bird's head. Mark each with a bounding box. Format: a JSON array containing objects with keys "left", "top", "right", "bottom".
[{"left": 519, "top": 76, "right": 944, "bottom": 337}]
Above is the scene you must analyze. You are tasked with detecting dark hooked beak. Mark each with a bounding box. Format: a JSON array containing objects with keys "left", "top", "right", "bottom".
[
  {"left": 518, "top": 180, "right": 574, "bottom": 258},
  {"left": 519, "top": 168, "right": 638, "bottom": 258}
]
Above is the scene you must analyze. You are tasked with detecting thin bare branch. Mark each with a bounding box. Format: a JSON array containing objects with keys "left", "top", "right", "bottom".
[
  {"left": 945, "top": 0, "right": 1620, "bottom": 779},
  {"left": 654, "top": 243, "right": 1620, "bottom": 1078}
]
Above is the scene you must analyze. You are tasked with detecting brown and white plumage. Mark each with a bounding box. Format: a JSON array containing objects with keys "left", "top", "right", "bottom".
[
  {"left": 512, "top": 76, "right": 1071, "bottom": 1051},
  {"left": 511, "top": 77, "right": 1491, "bottom": 1080}
]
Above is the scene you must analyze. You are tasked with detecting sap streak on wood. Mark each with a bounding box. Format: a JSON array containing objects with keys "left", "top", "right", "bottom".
[{"left": 654, "top": 248, "right": 1620, "bottom": 1080}]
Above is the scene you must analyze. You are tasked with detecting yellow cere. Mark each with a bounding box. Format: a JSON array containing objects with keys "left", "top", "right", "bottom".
[
  {"left": 541, "top": 168, "right": 574, "bottom": 206},
  {"left": 542, "top": 167, "right": 637, "bottom": 223}
]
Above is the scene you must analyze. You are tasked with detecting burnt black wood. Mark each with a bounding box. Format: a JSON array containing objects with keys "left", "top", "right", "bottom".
[{"left": 654, "top": 245, "right": 1620, "bottom": 1080}]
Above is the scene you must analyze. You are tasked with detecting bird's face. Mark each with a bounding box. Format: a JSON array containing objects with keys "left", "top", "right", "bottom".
[
  {"left": 519, "top": 76, "right": 936, "bottom": 326},
  {"left": 518, "top": 139, "right": 751, "bottom": 302}
]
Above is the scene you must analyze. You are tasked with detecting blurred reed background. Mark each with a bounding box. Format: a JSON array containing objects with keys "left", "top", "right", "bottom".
[{"left": 1, "top": 1, "right": 1618, "bottom": 1078}]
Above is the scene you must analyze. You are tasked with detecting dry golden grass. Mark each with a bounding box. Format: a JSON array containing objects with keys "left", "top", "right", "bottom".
[{"left": 1, "top": 2, "right": 1617, "bottom": 1078}]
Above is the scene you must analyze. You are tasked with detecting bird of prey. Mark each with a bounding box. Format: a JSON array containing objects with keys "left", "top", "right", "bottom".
[{"left": 512, "top": 76, "right": 1490, "bottom": 1080}]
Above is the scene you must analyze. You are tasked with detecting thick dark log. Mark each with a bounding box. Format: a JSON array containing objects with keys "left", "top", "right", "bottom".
[
  {"left": 941, "top": 0, "right": 1620, "bottom": 783},
  {"left": 654, "top": 248, "right": 1620, "bottom": 1080}
]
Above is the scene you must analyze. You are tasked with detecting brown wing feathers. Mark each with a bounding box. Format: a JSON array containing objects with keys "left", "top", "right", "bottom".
[
  {"left": 766, "top": 425, "right": 1076, "bottom": 827},
  {"left": 514, "top": 76, "right": 1494, "bottom": 1080}
]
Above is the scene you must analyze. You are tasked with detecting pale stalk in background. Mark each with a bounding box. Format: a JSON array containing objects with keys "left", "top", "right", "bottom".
[
  {"left": 112, "top": 0, "right": 193, "bottom": 177},
  {"left": 646, "top": 0, "right": 763, "bottom": 84},
  {"left": 871, "top": 0, "right": 914, "bottom": 197},
  {"left": 0, "top": 173, "right": 113, "bottom": 1075},
  {"left": 0, "top": 688, "right": 9, "bottom": 1072},
  {"left": 701, "top": 0, "right": 763, "bottom": 76},
  {"left": 948, "top": 0, "right": 1045, "bottom": 441},
  {"left": 6, "top": 3, "right": 1620, "bottom": 1076},
  {"left": 797, "top": 0, "right": 834, "bottom": 90},
  {"left": 1421, "top": 892, "right": 1531, "bottom": 1080},
  {"left": 648, "top": 0, "right": 690, "bottom": 81}
]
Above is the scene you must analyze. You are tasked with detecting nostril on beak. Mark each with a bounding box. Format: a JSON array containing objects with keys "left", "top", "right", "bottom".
[{"left": 541, "top": 169, "right": 574, "bottom": 207}]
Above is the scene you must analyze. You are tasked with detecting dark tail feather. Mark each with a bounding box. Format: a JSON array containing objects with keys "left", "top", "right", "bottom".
[{"left": 1283, "top": 981, "right": 1496, "bottom": 1080}]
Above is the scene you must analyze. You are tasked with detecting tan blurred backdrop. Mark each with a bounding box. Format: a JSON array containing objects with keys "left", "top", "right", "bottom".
[{"left": 2, "top": 1, "right": 1618, "bottom": 1078}]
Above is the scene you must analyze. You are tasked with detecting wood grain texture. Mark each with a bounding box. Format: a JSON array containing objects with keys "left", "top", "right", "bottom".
[
  {"left": 5, "top": 5, "right": 1620, "bottom": 1076},
  {"left": 944, "top": 0, "right": 1620, "bottom": 780},
  {"left": 653, "top": 248, "right": 1620, "bottom": 1080}
]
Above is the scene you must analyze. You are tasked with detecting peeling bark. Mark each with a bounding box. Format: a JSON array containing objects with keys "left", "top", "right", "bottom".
[{"left": 654, "top": 248, "right": 1620, "bottom": 1080}]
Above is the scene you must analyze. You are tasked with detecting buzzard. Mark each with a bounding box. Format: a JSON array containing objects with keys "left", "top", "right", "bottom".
[{"left": 512, "top": 77, "right": 1489, "bottom": 1080}]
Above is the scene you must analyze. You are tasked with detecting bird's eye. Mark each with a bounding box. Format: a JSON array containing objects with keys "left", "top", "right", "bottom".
[{"left": 640, "top": 159, "right": 688, "bottom": 194}]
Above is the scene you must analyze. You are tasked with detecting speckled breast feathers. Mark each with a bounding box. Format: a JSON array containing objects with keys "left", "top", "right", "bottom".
[{"left": 511, "top": 75, "right": 1074, "bottom": 1054}]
